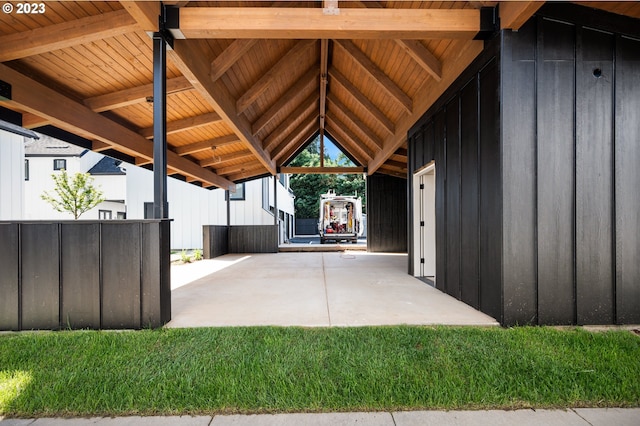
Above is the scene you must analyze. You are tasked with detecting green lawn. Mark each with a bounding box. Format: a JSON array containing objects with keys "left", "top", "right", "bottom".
[{"left": 1, "top": 326, "right": 638, "bottom": 417}]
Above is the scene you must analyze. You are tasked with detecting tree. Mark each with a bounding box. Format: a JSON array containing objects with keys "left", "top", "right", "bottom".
[
  {"left": 41, "top": 170, "right": 105, "bottom": 219},
  {"left": 289, "top": 136, "right": 366, "bottom": 218}
]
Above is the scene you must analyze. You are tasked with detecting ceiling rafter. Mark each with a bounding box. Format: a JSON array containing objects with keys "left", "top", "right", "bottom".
[
  {"left": 175, "top": 7, "right": 481, "bottom": 39},
  {"left": 215, "top": 160, "right": 262, "bottom": 176},
  {"left": 263, "top": 93, "right": 318, "bottom": 152},
  {"left": 394, "top": 40, "right": 442, "bottom": 82},
  {"left": 236, "top": 39, "right": 317, "bottom": 114},
  {"left": 326, "top": 94, "right": 383, "bottom": 150},
  {"left": 277, "top": 127, "right": 318, "bottom": 166},
  {"left": 84, "top": 76, "right": 192, "bottom": 112},
  {"left": 334, "top": 39, "right": 413, "bottom": 115},
  {"left": 0, "top": 9, "right": 138, "bottom": 62},
  {"left": 324, "top": 124, "right": 369, "bottom": 166},
  {"left": 199, "top": 149, "right": 253, "bottom": 168},
  {"left": 327, "top": 68, "right": 394, "bottom": 136},
  {"left": 121, "top": 2, "right": 276, "bottom": 175},
  {"left": 0, "top": 62, "right": 233, "bottom": 189},
  {"left": 173, "top": 134, "right": 239, "bottom": 156},
  {"left": 500, "top": 1, "right": 544, "bottom": 30},
  {"left": 210, "top": 39, "right": 259, "bottom": 82},
  {"left": 368, "top": 39, "right": 483, "bottom": 174},
  {"left": 251, "top": 66, "right": 318, "bottom": 136},
  {"left": 271, "top": 113, "right": 318, "bottom": 161},
  {"left": 325, "top": 112, "right": 374, "bottom": 161},
  {"left": 138, "top": 112, "right": 222, "bottom": 139}
]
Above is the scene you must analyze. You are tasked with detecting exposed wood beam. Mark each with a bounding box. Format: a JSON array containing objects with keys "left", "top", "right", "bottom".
[
  {"left": 325, "top": 112, "right": 374, "bottom": 161},
  {"left": 176, "top": 7, "right": 481, "bottom": 39},
  {"left": 22, "top": 113, "right": 49, "bottom": 129},
  {"left": 500, "top": 1, "right": 544, "bottom": 30},
  {"left": 395, "top": 40, "right": 442, "bottom": 82},
  {"left": 368, "top": 39, "right": 483, "bottom": 174},
  {"left": 226, "top": 167, "right": 268, "bottom": 183},
  {"left": 0, "top": 10, "right": 138, "bottom": 62},
  {"left": 377, "top": 166, "right": 407, "bottom": 179},
  {"left": 139, "top": 112, "right": 222, "bottom": 139},
  {"left": 281, "top": 167, "right": 365, "bottom": 175},
  {"left": 334, "top": 40, "right": 412, "bottom": 115},
  {"left": 210, "top": 39, "right": 259, "bottom": 82},
  {"left": 277, "top": 127, "right": 318, "bottom": 166},
  {"left": 174, "top": 134, "right": 240, "bottom": 156},
  {"left": 123, "top": 2, "right": 275, "bottom": 175},
  {"left": 92, "top": 140, "right": 112, "bottom": 152},
  {"left": 394, "top": 147, "right": 408, "bottom": 157},
  {"left": 251, "top": 66, "right": 318, "bottom": 136},
  {"left": 325, "top": 124, "right": 368, "bottom": 166},
  {"left": 272, "top": 113, "right": 318, "bottom": 161},
  {"left": 319, "top": 39, "right": 330, "bottom": 132},
  {"left": 326, "top": 94, "right": 383, "bottom": 150},
  {"left": 199, "top": 149, "right": 253, "bottom": 168},
  {"left": 327, "top": 68, "right": 394, "bottom": 136},
  {"left": 236, "top": 39, "right": 316, "bottom": 114},
  {"left": 84, "top": 76, "right": 192, "bottom": 112},
  {"left": 119, "top": 1, "right": 160, "bottom": 32},
  {"left": 0, "top": 63, "right": 233, "bottom": 189},
  {"left": 263, "top": 94, "right": 318, "bottom": 152},
  {"left": 384, "top": 159, "right": 407, "bottom": 171},
  {"left": 168, "top": 40, "right": 276, "bottom": 174},
  {"left": 215, "top": 160, "right": 262, "bottom": 176}
]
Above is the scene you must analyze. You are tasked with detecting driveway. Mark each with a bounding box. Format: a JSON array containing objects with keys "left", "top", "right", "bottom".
[{"left": 167, "top": 251, "right": 498, "bottom": 328}]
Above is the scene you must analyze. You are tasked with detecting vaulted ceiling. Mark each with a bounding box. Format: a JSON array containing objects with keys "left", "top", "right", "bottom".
[{"left": 2, "top": 1, "right": 638, "bottom": 189}]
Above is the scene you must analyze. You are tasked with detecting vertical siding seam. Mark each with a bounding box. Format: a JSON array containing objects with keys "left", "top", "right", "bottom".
[
  {"left": 534, "top": 16, "right": 541, "bottom": 326},
  {"left": 17, "top": 223, "right": 22, "bottom": 331},
  {"left": 139, "top": 223, "right": 144, "bottom": 329},
  {"left": 457, "top": 93, "right": 463, "bottom": 301},
  {"left": 58, "top": 223, "right": 63, "bottom": 330},
  {"left": 611, "top": 35, "right": 618, "bottom": 324},
  {"left": 99, "top": 222, "right": 103, "bottom": 329},
  {"left": 475, "top": 72, "right": 482, "bottom": 311}
]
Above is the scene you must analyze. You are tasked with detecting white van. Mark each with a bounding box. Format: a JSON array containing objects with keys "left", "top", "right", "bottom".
[{"left": 318, "top": 190, "right": 363, "bottom": 244}]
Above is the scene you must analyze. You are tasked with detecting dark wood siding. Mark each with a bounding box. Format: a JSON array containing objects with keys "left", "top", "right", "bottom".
[
  {"left": 367, "top": 173, "right": 407, "bottom": 253},
  {"left": 408, "top": 38, "right": 502, "bottom": 321},
  {"left": 0, "top": 224, "right": 19, "bottom": 330},
  {"left": 615, "top": 35, "right": 640, "bottom": 324},
  {"left": 500, "top": 4, "right": 640, "bottom": 325}
]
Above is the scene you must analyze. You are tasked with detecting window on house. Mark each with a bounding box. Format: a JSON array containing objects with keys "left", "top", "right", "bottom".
[
  {"left": 99, "top": 210, "right": 112, "bottom": 220},
  {"left": 53, "top": 159, "right": 66, "bottom": 170},
  {"left": 228, "top": 183, "right": 245, "bottom": 200},
  {"left": 117, "top": 212, "right": 126, "bottom": 220},
  {"left": 24, "top": 159, "right": 29, "bottom": 181}
]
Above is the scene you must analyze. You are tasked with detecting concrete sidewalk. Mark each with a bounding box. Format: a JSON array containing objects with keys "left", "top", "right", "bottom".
[
  {"left": 167, "top": 252, "right": 498, "bottom": 328},
  {"left": 2, "top": 408, "right": 639, "bottom": 425}
]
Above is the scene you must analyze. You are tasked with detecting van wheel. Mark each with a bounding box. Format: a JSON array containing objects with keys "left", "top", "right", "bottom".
[{"left": 320, "top": 238, "right": 325, "bottom": 244}]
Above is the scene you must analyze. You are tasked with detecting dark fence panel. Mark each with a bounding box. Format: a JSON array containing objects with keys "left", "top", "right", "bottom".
[
  {"left": 444, "top": 97, "right": 461, "bottom": 300},
  {"left": 61, "top": 223, "right": 100, "bottom": 329},
  {"left": 229, "top": 225, "right": 279, "bottom": 253},
  {"left": 366, "top": 174, "right": 407, "bottom": 253},
  {"left": 203, "top": 225, "right": 229, "bottom": 259},
  {"left": 0, "top": 220, "right": 171, "bottom": 331},
  {"left": 295, "top": 218, "right": 318, "bottom": 236},
  {"left": 0, "top": 224, "right": 19, "bottom": 330}
]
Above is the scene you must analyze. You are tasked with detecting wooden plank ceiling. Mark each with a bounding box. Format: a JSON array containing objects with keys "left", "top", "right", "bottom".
[{"left": 1, "top": 1, "right": 633, "bottom": 188}]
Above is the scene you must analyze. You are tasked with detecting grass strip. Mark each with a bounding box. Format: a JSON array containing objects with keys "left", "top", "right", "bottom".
[{"left": 0, "top": 326, "right": 638, "bottom": 417}]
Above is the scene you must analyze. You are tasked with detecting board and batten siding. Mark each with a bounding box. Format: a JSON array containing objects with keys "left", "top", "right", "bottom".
[
  {"left": 408, "top": 36, "right": 502, "bottom": 321},
  {"left": 502, "top": 6, "right": 640, "bottom": 325},
  {"left": 409, "top": 4, "right": 640, "bottom": 326}
]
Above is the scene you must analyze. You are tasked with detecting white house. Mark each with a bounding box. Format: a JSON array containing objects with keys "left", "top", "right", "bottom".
[{"left": 2, "top": 129, "right": 295, "bottom": 249}]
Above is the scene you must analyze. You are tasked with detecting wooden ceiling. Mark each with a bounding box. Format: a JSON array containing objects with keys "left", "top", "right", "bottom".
[{"left": 1, "top": 1, "right": 636, "bottom": 188}]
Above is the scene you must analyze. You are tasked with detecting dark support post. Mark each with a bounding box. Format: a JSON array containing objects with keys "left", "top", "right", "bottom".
[
  {"left": 153, "top": 32, "right": 168, "bottom": 219},
  {"left": 152, "top": 7, "right": 174, "bottom": 327},
  {"left": 273, "top": 176, "right": 279, "bottom": 245},
  {"left": 226, "top": 190, "right": 231, "bottom": 226}
]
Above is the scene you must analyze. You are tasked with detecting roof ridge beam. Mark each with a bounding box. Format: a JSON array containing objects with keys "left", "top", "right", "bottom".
[
  {"left": 236, "top": 39, "right": 317, "bottom": 114},
  {"left": 0, "top": 9, "right": 138, "bottom": 61}
]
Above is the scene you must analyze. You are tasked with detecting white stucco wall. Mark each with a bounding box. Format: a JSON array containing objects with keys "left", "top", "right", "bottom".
[{"left": 0, "top": 131, "right": 25, "bottom": 220}]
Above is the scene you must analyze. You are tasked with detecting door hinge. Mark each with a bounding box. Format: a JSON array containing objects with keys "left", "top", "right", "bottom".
[
  {"left": 419, "top": 183, "right": 424, "bottom": 189},
  {"left": 420, "top": 258, "right": 425, "bottom": 264},
  {"left": 420, "top": 221, "right": 425, "bottom": 227}
]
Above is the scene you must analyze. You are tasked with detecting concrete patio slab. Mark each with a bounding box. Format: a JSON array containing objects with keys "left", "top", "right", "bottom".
[{"left": 167, "top": 252, "right": 498, "bottom": 328}]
